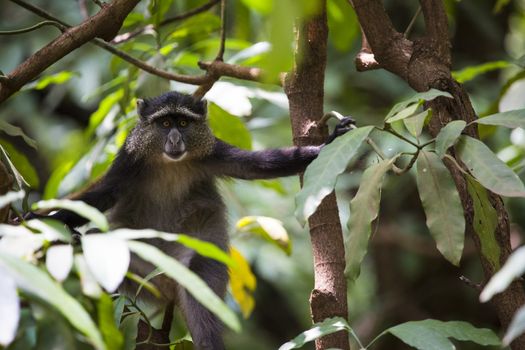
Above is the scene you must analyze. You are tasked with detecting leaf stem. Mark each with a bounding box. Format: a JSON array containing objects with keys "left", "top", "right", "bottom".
[{"left": 382, "top": 126, "right": 420, "bottom": 148}]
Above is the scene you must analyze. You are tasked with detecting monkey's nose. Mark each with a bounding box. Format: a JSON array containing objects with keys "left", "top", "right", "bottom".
[{"left": 168, "top": 131, "right": 182, "bottom": 146}]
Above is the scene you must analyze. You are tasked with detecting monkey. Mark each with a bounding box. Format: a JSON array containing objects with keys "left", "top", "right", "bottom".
[{"left": 39, "top": 91, "right": 354, "bottom": 350}]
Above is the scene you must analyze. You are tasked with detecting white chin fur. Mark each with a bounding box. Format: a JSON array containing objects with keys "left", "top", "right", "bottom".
[{"left": 163, "top": 152, "right": 187, "bottom": 162}]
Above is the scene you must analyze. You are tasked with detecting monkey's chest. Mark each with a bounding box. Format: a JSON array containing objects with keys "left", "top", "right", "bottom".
[{"left": 109, "top": 179, "right": 226, "bottom": 235}]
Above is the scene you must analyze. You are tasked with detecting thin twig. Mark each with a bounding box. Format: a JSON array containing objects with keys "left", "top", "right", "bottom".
[
  {"left": 9, "top": 0, "right": 69, "bottom": 27},
  {"left": 92, "top": 38, "right": 210, "bottom": 84},
  {"left": 403, "top": 6, "right": 422, "bottom": 38},
  {"left": 112, "top": 0, "right": 220, "bottom": 44},
  {"left": 0, "top": 20, "right": 65, "bottom": 35},
  {"left": 215, "top": 0, "right": 227, "bottom": 61}
]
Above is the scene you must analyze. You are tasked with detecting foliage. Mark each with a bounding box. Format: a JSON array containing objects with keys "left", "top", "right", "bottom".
[
  {"left": 279, "top": 317, "right": 500, "bottom": 350},
  {"left": 1, "top": 0, "right": 525, "bottom": 349}
]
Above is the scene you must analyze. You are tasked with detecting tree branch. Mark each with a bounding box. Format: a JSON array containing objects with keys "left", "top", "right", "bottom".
[
  {"left": 1, "top": 0, "right": 141, "bottom": 103},
  {"left": 419, "top": 0, "right": 450, "bottom": 65},
  {"left": 350, "top": 0, "right": 412, "bottom": 78},
  {"left": 2, "top": 0, "right": 275, "bottom": 104},
  {"left": 351, "top": 0, "right": 525, "bottom": 348}
]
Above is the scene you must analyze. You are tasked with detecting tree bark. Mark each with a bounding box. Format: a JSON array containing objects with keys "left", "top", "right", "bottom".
[
  {"left": 351, "top": 0, "right": 525, "bottom": 348},
  {"left": 284, "top": 3, "right": 350, "bottom": 350}
]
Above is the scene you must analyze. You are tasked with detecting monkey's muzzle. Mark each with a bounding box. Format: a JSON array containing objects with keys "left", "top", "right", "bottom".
[{"left": 164, "top": 130, "right": 187, "bottom": 161}]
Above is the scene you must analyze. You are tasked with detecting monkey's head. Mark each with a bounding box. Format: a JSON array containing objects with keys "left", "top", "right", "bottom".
[{"left": 126, "top": 91, "right": 215, "bottom": 162}]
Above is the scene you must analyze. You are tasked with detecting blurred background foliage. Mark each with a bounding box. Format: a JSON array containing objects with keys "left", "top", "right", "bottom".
[{"left": 1, "top": 0, "right": 525, "bottom": 349}]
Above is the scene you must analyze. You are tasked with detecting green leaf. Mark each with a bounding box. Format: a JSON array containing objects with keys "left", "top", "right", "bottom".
[
  {"left": 385, "top": 102, "right": 420, "bottom": 123},
  {"left": 26, "top": 218, "right": 72, "bottom": 243},
  {"left": 434, "top": 120, "right": 466, "bottom": 158},
  {"left": 87, "top": 89, "right": 124, "bottom": 137},
  {"left": 22, "top": 71, "right": 77, "bottom": 91},
  {"left": 480, "top": 246, "right": 525, "bottom": 302},
  {"left": 279, "top": 317, "right": 351, "bottom": 350},
  {"left": 385, "top": 89, "right": 453, "bottom": 121},
  {"left": 504, "top": 305, "right": 525, "bottom": 345},
  {"left": 456, "top": 136, "right": 525, "bottom": 197},
  {"left": 108, "top": 228, "right": 235, "bottom": 268},
  {"left": 236, "top": 216, "right": 291, "bottom": 255},
  {"left": 0, "top": 142, "right": 37, "bottom": 188},
  {"left": 466, "top": 176, "right": 500, "bottom": 271},
  {"left": 416, "top": 151, "right": 465, "bottom": 266},
  {"left": 452, "top": 61, "right": 510, "bottom": 83},
  {"left": 0, "top": 252, "right": 105, "bottom": 350},
  {"left": 0, "top": 120, "right": 37, "bottom": 149},
  {"left": 0, "top": 190, "right": 25, "bottom": 209},
  {"left": 384, "top": 320, "right": 501, "bottom": 349},
  {"left": 327, "top": 0, "right": 359, "bottom": 51},
  {"left": 241, "top": 0, "right": 273, "bottom": 14},
  {"left": 98, "top": 293, "right": 124, "bottom": 350},
  {"left": 208, "top": 103, "right": 252, "bottom": 150},
  {"left": 119, "top": 313, "right": 140, "bottom": 350},
  {"left": 475, "top": 109, "right": 525, "bottom": 129},
  {"left": 295, "top": 126, "right": 374, "bottom": 225},
  {"left": 0, "top": 145, "right": 27, "bottom": 191},
  {"left": 135, "top": 55, "right": 171, "bottom": 98},
  {"left": 33, "top": 199, "right": 109, "bottom": 232},
  {"left": 345, "top": 158, "right": 395, "bottom": 281},
  {"left": 403, "top": 109, "right": 431, "bottom": 137},
  {"left": 126, "top": 241, "right": 241, "bottom": 332}
]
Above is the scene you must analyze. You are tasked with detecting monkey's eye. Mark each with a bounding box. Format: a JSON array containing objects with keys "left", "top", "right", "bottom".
[
  {"left": 161, "top": 120, "right": 171, "bottom": 128},
  {"left": 178, "top": 119, "right": 188, "bottom": 128}
]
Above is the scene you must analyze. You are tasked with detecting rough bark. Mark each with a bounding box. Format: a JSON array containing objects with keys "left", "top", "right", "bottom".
[
  {"left": 352, "top": 0, "right": 525, "bottom": 348},
  {"left": 284, "top": 4, "right": 350, "bottom": 350}
]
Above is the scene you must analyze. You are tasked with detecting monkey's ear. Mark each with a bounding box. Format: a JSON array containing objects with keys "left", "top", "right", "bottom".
[
  {"left": 197, "top": 98, "right": 208, "bottom": 118},
  {"left": 136, "top": 98, "right": 148, "bottom": 118}
]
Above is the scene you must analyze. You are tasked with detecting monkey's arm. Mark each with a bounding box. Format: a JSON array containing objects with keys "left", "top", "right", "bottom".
[
  {"left": 44, "top": 151, "right": 141, "bottom": 228},
  {"left": 204, "top": 140, "right": 321, "bottom": 179},
  {"left": 204, "top": 116, "right": 354, "bottom": 179}
]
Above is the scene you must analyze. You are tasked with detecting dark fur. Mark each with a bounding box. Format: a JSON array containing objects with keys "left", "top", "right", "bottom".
[{"left": 47, "top": 91, "right": 352, "bottom": 349}]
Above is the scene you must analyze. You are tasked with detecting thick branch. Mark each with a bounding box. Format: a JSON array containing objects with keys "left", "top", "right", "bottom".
[
  {"left": 420, "top": 0, "right": 451, "bottom": 64},
  {"left": 0, "top": 0, "right": 140, "bottom": 103},
  {"left": 352, "top": 0, "right": 525, "bottom": 348},
  {"left": 350, "top": 0, "right": 412, "bottom": 78}
]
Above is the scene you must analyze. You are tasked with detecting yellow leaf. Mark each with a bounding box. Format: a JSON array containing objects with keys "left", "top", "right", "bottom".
[
  {"left": 236, "top": 216, "right": 291, "bottom": 255},
  {"left": 228, "top": 247, "right": 256, "bottom": 318}
]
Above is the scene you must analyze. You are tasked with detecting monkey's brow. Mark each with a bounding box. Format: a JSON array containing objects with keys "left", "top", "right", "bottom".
[{"left": 147, "top": 106, "right": 203, "bottom": 122}]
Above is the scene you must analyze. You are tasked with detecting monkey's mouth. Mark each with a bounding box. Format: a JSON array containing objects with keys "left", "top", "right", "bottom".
[{"left": 163, "top": 151, "right": 187, "bottom": 162}]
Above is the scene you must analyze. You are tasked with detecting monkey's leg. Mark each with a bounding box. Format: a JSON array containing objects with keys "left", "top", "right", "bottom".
[{"left": 180, "top": 255, "right": 228, "bottom": 350}]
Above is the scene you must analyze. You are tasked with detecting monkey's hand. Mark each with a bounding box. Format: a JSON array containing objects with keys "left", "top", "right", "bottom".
[{"left": 325, "top": 116, "right": 356, "bottom": 144}]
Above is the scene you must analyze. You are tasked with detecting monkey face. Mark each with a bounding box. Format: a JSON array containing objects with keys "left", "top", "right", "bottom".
[
  {"left": 155, "top": 116, "right": 188, "bottom": 161},
  {"left": 131, "top": 92, "right": 215, "bottom": 162}
]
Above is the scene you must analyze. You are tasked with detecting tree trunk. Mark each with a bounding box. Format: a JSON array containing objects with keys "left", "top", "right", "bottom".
[
  {"left": 351, "top": 0, "right": 525, "bottom": 348},
  {"left": 284, "top": 3, "right": 350, "bottom": 349}
]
